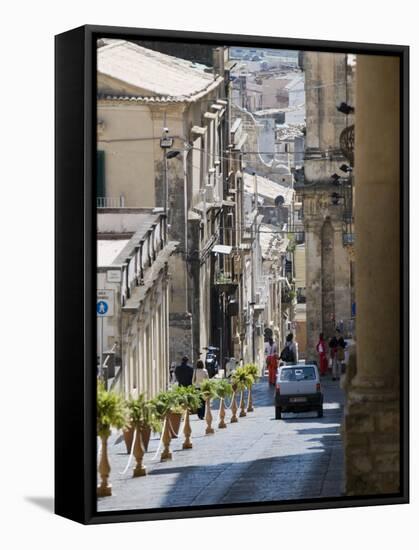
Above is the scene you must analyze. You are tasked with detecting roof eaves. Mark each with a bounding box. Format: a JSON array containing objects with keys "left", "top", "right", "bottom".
[{"left": 97, "top": 76, "right": 224, "bottom": 105}]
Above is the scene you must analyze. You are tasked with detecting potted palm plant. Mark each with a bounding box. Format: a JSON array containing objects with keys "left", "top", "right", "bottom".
[
  {"left": 97, "top": 383, "right": 127, "bottom": 497},
  {"left": 123, "top": 395, "right": 158, "bottom": 454},
  {"left": 126, "top": 394, "right": 161, "bottom": 477},
  {"left": 150, "top": 390, "right": 183, "bottom": 461},
  {"left": 171, "top": 386, "right": 201, "bottom": 449},
  {"left": 199, "top": 379, "right": 217, "bottom": 434},
  {"left": 244, "top": 364, "right": 259, "bottom": 412},
  {"left": 214, "top": 379, "right": 233, "bottom": 428},
  {"left": 166, "top": 391, "right": 184, "bottom": 438},
  {"left": 232, "top": 367, "right": 254, "bottom": 418},
  {"left": 149, "top": 391, "right": 173, "bottom": 461}
]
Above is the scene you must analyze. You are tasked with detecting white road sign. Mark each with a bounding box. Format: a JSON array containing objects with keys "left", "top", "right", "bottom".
[
  {"left": 97, "top": 289, "right": 114, "bottom": 317},
  {"left": 107, "top": 270, "right": 121, "bottom": 283}
]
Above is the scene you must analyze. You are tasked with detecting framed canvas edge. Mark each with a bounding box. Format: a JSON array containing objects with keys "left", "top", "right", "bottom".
[
  {"left": 55, "top": 25, "right": 90, "bottom": 524},
  {"left": 83, "top": 23, "right": 410, "bottom": 53},
  {"left": 400, "top": 43, "right": 410, "bottom": 505},
  {"left": 54, "top": 24, "right": 410, "bottom": 526}
]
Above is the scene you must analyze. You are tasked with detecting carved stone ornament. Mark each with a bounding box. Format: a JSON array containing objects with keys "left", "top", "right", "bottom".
[{"left": 340, "top": 124, "right": 355, "bottom": 165}]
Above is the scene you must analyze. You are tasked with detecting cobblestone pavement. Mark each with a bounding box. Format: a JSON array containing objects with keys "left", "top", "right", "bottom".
[{"left": 97, "top": 375, "right": 344, "bottom": 512}]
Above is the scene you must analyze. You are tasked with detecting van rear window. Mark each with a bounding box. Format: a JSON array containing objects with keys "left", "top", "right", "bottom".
[{"left": 280, "top": 367, "right": 316, "bottom": 381}]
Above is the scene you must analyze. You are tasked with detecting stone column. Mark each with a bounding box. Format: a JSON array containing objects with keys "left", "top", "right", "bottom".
[
  {"left": 162, "top": 275, "right": 169, "bottom": 389},
  {"left": 304, "top": 223, "right": 323, "bottom": 361},
  {"left": 321, "top": 219, "right": 335, "bottom": 339},
  {"left": 333, "top": 224, "right": 352, "bottom": 335},
  {"left": 344, "top": 55, "right": 400, "bottom": 495},
  {"left": 150, "top": 288, "right": 157, "bottom": 397},
  {"left": 137, "top": 314, "right": 146, "bottom": 394}
]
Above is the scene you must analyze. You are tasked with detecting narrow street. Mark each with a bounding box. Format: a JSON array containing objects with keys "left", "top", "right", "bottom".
[{"left": 98, "top": 375, "right": 344, "bottom": 512}]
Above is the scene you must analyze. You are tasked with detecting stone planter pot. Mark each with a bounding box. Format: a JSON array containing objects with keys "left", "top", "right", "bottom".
[
  {"left": 123, "top": 425, "right": 151, "bottom": 454},
  {"left": 167, "top": 411, "right": 182, "bottom": 438}
]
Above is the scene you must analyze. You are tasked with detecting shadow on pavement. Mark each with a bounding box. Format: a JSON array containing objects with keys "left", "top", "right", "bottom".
[
  {"left": 153, "top": 450, "right": 343, "bottom": 507},
  {"left": 296, "top": 426, "right": 341, "bottom": 435}
]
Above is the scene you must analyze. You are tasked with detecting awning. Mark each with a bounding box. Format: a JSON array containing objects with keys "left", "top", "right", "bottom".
[{"left": 212, "top": 244, "right": 233, "bottom": 255}]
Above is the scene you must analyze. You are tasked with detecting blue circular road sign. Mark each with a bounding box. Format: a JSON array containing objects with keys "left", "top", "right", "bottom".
[{"left": 97, "top": 301, "right": 109, "bottom": 315}]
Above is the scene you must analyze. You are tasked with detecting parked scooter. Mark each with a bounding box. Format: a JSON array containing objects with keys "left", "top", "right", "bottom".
[{"left": 203, "top": 346, "right": 220, "bottom": 378}]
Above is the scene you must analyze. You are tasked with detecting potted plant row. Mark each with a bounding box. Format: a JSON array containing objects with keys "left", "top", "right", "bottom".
[
  {"left": 231, "top": 366, "right": 255, "bottom": 418},
  {"left": 149, "top": 385, "right": 202, "bottom": 460},
  {"left": 96, "top": 364, "right": 260, "bottom": 497}
]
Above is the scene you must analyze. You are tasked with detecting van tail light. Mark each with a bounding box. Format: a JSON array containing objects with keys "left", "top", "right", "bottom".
[
  {"left": 275, "top": 383, "right": 281, "bottom": 393},
  {"left": 316, "top": 383, "right": 321, "bottom": 393}
]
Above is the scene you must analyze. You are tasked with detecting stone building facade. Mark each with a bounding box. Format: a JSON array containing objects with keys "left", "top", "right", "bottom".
[
  {"left": 302, "top": 185, "right": 354, "bottom": 360},
  {"left": 97, "top": 209, "right": 178, "bottom": 398},
  {"left": 301, "top": 51, "right": 355, "bottom": 361},
  {"left": 239, "top": 173, "right": 295, "bottom": 369},
  {"left": 98, "top": 41, "right": 253, "bottom": 376},
  {"left": 96, "top": 40, "right": 235, "bottom": 367}
]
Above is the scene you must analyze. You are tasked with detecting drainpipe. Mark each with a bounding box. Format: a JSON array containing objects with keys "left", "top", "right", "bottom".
[
  {"left": 183, "top": 147, "right": 189, "bottom": 314},
  {"left": 163, "top": 149, "right": 168, "bottom": 217},
  {"left": 252, "top": 172, "right": 258, "bottom": 363},
  {"left": 151, "top": 223, "right": 157, "bottom": 261},
  {"left": 119, "top": 268, "right": 124, "bottom": 397},
  {"left": 253, "top": 172, "right": 258, "bottom": 213},
  {"left": 139, "top": 239, "right": 145, "bottom": 284},
  {"left": 251, "top": 220, "right": 256, "bottom": 363}
]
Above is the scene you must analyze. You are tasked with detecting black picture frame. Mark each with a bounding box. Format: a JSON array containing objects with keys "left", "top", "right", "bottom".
[{"left": 55, "top": 24, "right": 409, "bottom": 525}]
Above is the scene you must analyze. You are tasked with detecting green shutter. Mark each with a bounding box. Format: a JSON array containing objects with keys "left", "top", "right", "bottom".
[{"left": 96, "top": 150, "right": 105, "bottom": 198}]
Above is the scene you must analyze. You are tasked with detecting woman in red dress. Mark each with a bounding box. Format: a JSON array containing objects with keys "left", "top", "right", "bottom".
[
  {"left": 316, "top": 333, "right": 328, "bottom": 376},
  {"left": 266, "top": 338, "right": 278, "bottom": 385}
]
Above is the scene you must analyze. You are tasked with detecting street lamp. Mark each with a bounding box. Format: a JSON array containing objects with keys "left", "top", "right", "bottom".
[
  {"left": 339, "top": 163, "right": 353, "bottom": 173},
  {"left": 336, "top": 102, "right": 354, "bottom": 115},
  {"left": 166, "top": 150, "right": 181, "bottom": 160},
  {"left": 331, "top": 173, "right": 341, "bottom": 185}
]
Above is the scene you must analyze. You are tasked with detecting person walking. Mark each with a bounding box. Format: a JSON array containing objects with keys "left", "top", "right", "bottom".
[
  {"left": 266, "top": 337, "right": 278, "bottom": 386},
  {"left": 280, "top": 333, "right": 298, "bottom": 364},
  {"left": 192, "top": 359, "right": 209, "bottom": 419},
  {"left": 334, "top": 331, "right": 346, "bottom": 381},
  {"left": 169, "top": 362, "right": 177, "bottom": 384},
  {"left": 175, "top": 356, "right": 194, "bottom": 387},
  {"left": 316, "top": 333, "right": 328, "bottom": 376},
  {"left": 329, "top": 331, "right": 338, "bottom": 376},
  {"left": 329, "top": 329, "right": 346, "bottom": 381}
]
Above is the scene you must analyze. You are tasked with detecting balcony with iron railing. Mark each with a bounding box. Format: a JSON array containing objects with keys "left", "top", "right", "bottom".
[
  {"left": 214, "top": 272, "right": 238, "bottom": 294},
  {"left": 97, "top": 196, "right": 126, "bottom": 208},
  {"left": 118, "top": 214, "right": 169, "bottom": 306},
  {"left": 214, "top": 250, "right": 239, "bottom": 295}
]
